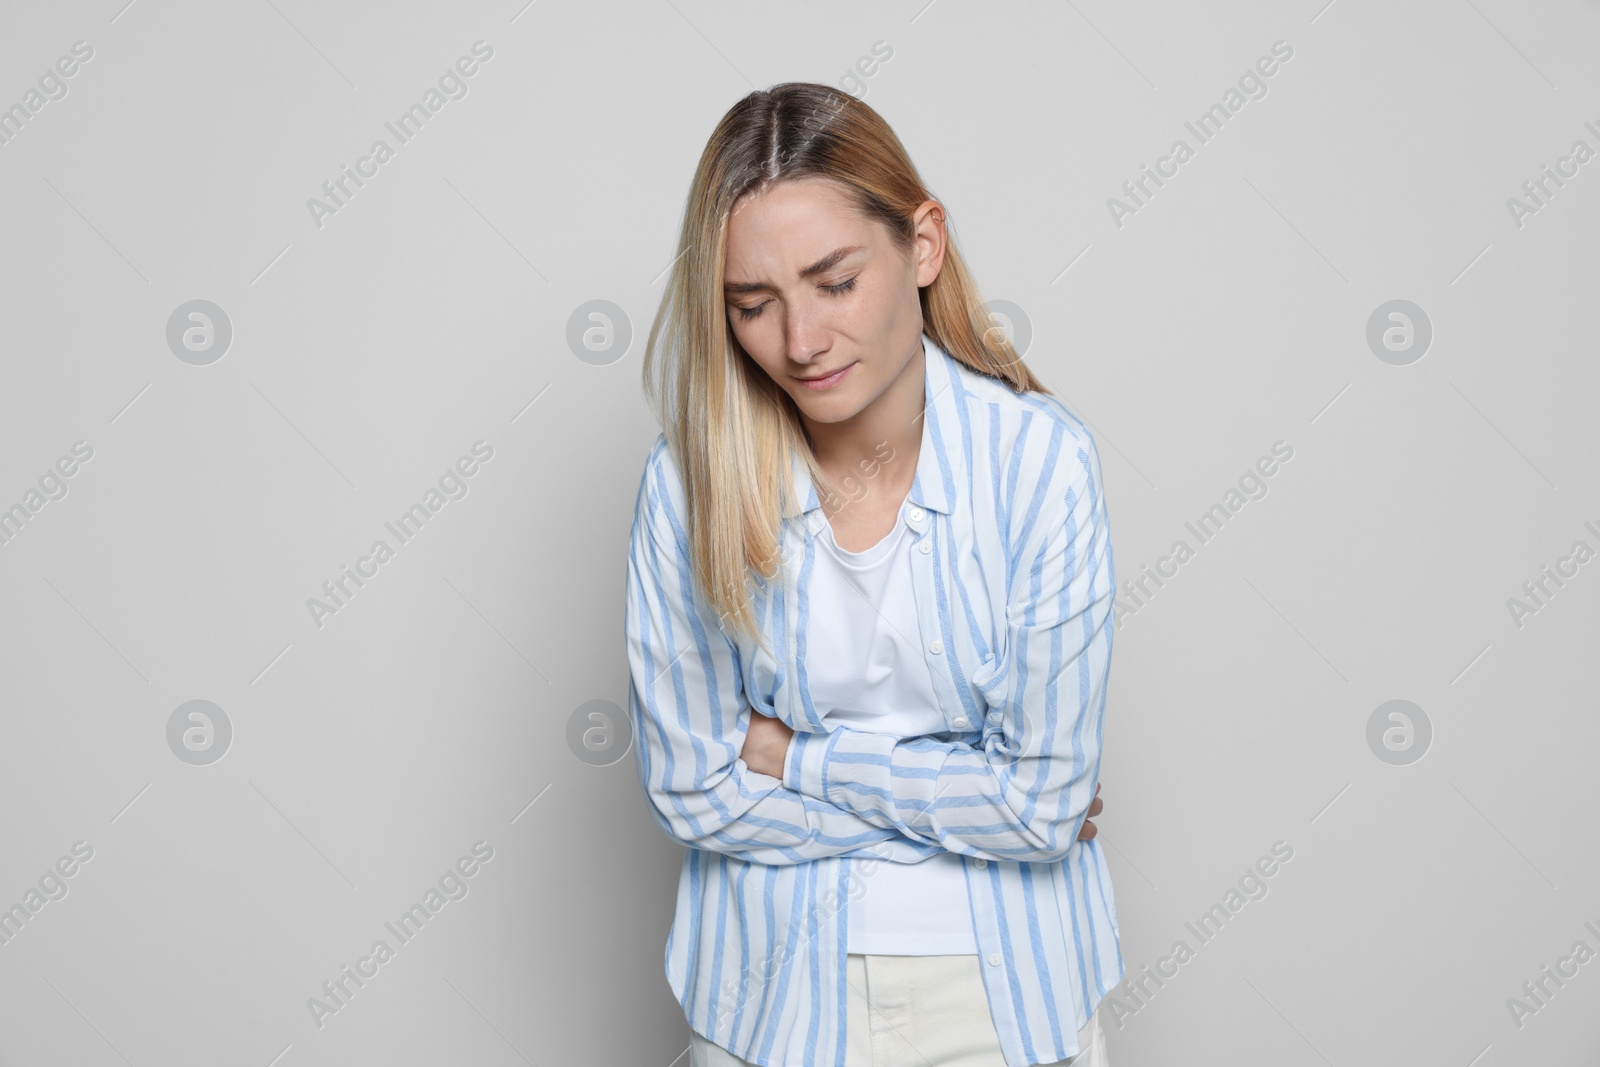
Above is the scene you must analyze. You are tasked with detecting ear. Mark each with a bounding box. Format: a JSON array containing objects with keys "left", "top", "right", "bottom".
[{"left": 910, "top": 199, "right": 947, "bottom": 287}]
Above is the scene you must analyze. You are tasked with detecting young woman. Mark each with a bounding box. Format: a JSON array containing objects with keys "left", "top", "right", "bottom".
[{"left": 625, "top": 82, "right": 1121, "bottom": 1066}]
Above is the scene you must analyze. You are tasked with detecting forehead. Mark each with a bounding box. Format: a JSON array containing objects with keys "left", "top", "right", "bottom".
[{"left": 725, "top": 177, "right": 869, "bottom": 256}]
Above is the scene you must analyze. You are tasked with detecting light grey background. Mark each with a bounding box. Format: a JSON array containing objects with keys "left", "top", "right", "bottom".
[{"left": 1, "top": 1, "right": 1596, "bottom": 1064}]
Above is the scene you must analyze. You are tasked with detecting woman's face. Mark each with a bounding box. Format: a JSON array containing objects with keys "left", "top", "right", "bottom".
[{"left": 723, "top": 176, "right": 944, "bottom": 426}]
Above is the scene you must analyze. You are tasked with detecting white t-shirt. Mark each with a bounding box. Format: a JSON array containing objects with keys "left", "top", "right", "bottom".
[{"left": 805, "top": 501, "right": 978, "bottom": 955}]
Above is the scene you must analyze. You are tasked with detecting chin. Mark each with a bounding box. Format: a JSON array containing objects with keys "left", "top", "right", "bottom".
[{"left": 795, "top": 399, "right": 855, "bottom": 422}]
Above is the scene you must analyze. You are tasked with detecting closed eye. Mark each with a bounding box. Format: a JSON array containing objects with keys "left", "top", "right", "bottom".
[{"left": 733, "top": 276, "right": 857, "bottom": 321}]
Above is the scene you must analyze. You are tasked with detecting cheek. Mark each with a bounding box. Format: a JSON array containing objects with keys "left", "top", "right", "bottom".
[
  {"left": 737, "top": 336, "right": 785, "bottom": 383},
  {"left": 856, "top": 277, "right": 906, "bottom": 333},
  {"left": 728, "top": 318, "right": 760, "bottom": 356}
]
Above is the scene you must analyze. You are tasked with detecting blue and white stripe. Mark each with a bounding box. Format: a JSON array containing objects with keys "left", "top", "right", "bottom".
[{"left": 625, "top": 333, "right": 1122, "bottom": 1066}]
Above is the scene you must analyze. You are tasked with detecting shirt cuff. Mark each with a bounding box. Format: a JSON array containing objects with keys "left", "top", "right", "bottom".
[{"left": 783, "top": 728, "right": 833, "bottom": 798}]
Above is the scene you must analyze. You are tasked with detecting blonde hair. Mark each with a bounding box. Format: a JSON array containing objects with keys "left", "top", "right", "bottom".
[{"left": 641, "top": 81, "right": 1052, "bottom": 653}]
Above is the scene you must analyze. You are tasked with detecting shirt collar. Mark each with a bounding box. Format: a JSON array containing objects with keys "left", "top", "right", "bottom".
[{"left": 784, "top": 331, "right": 964, "bottom": 526}]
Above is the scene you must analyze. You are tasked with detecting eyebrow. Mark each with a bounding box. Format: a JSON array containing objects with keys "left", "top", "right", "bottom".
[{"left": 724, "top": 245, "right": 866, "bottom": 294}]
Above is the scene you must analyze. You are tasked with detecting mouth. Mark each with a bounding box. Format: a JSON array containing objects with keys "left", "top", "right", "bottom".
[{"left": 795, "top": 362, "right": 856, "bottom": 390}]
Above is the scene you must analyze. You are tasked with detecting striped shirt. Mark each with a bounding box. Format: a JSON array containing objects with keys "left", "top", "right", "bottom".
[{"left": 624, "top": 333, "right": 1122, "bottom": 1066}]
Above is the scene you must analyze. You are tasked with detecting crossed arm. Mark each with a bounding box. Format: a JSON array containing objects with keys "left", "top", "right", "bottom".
[
  {"left": 741, "top": 717, "right": 1103, "bottom": 840},
  {"left": 626, "top": 428, "right": 1113, "bottom": 867},
  {"left": 748, "top": 429, "right": 1116, "bottom": 865}
]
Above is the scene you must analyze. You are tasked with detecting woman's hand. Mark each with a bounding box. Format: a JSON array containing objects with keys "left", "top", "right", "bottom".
[
  {"left": 740, "top": 709, "right": 795, "bottom": 778},
  {"left": 1078, "top": 782, "right": 1103, "bottom": 840}
]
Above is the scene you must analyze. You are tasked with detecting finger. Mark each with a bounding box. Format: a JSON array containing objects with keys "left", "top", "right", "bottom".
[
  {"left": 1077, "top": 819, "right": 1097, "bottom": 840},
  {"left": 1086, "top": 796, "right": 1103, "bottom": 817}
]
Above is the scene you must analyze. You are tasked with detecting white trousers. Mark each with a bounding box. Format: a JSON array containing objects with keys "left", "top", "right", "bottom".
[{"left": 688, "top": 952, "right": 1109, "bottom": 1067}]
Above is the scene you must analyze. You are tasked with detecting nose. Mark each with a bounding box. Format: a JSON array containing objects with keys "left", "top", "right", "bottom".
[{"left": 784, "top": 308, "right": 825, "bottom": 368}]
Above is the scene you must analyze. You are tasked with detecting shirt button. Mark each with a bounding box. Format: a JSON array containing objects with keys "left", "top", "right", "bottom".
[
  {"left": 910, "top": 507, "right": 926, "bottom": 522},
  {"left": 919, "top": 541, "right": 931, "bottom": 554},
  {"left": 973, "top": 858, "right": 987, "bottom": 869},
  {"left": 929, "top": 641, "right": 943, "bottom": 655},
  {"left": 953, "top": 717, "right": 968, "bottom": 728},
  {"left": 988, "top": 952, "right": 1002, "bottom": 967}
]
